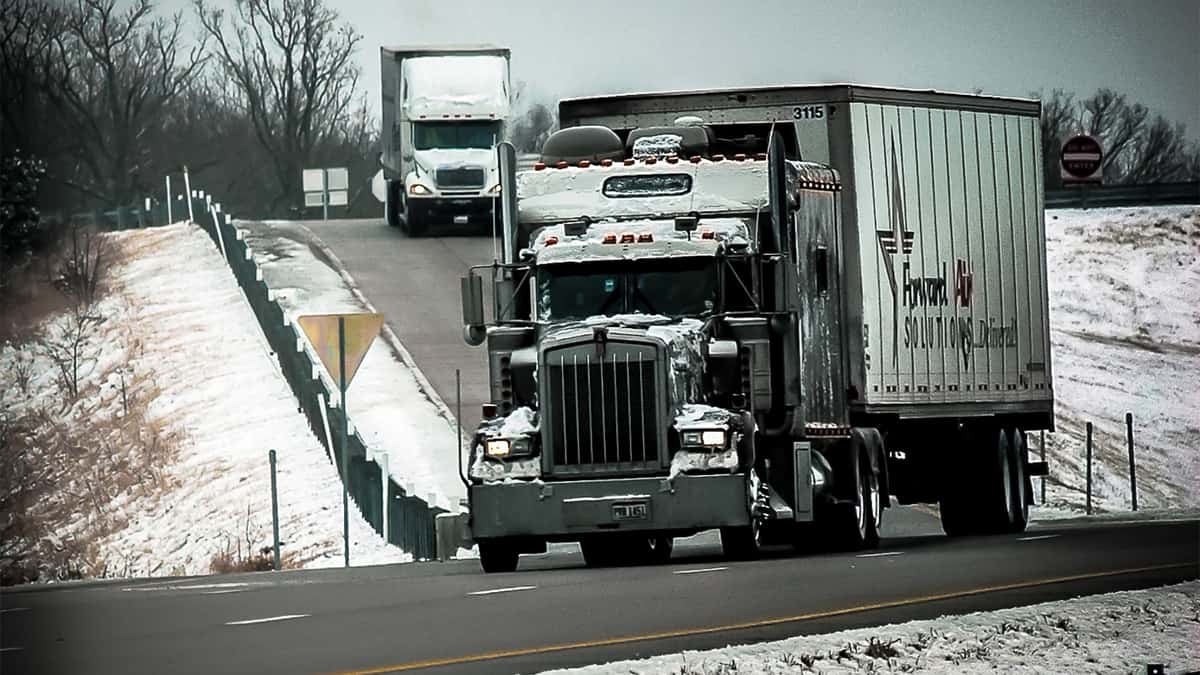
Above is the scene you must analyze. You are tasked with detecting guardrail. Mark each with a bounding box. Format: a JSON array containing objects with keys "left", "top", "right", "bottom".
[
  {"left": 132, "top": 189, "right": 445, "bottom": 561},
  {"left": 1046, "top": 181, "right": 1199, "bottom": 209}
]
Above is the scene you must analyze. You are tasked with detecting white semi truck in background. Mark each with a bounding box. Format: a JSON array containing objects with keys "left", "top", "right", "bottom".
[
  {"left": 460, "top": 84, "right": 1055, "bottom": 572},
  {"left": 378, "top": 45, "right": 510, "bottom": 236}
]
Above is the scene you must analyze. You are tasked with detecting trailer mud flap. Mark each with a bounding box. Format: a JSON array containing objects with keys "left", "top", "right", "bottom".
[{"left": 793, "top": 441, "right": 813, "bottom": 522}]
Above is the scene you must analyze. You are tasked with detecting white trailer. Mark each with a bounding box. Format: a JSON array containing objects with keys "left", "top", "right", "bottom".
[{"left": 379, "top": 45, "right": 510, "bottom": 235}]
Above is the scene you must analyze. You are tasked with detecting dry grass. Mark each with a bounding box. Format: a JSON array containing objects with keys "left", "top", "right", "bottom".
[{"left": 0, "top": 231, "right": 188, "bottom": 584}]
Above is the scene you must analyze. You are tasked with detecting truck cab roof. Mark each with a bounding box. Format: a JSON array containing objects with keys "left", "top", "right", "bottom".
[{"left": 531, "top": 217, "right": 751, "bottom": 265}]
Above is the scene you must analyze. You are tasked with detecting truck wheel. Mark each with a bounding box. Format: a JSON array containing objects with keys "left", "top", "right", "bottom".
[
  {"left": 1006, "top": 428, "right": 1030, "bottom": 533},
  {"left": 830, "top": 444, "right": 881, "bottom": 550},
  {"left": 980, "top": 426, "right": 1017, "bottom": 534},
  {"left": 478, "top": 540, "right": 519, "bottom": 573},
  {"left": 720, "top": 520, "right": 761, "bottom": 560},
  {"left": 405, "top": 202, "right": 429, "bottom": 238},
  {"left": 385, "top": 180, "right": 402, "bottom": 228}
]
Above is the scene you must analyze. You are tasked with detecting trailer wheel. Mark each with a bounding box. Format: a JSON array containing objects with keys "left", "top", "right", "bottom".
[
  {"left": 1006, "top": 428, "right": 1030, "bottom": 533},
  {"left": 939, "top": 425, "right": 1016, "bottom": 536},
  {"left": 478, "top": 539, "right": 519, "bottom": 573}
]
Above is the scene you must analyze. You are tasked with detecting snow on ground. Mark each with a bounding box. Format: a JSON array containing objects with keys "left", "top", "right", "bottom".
[
  {"left": 1039, "top": 205, "right": 1200, "bottom": 515},
  {"left": 1, "top": 224, "right": 405, "bottom": 580},
  {"left": 536, "top": 581, "right": 1200, "bottom": 675},
  {"left": 238, "top": 221, "right": 465, "bottom": 511}
]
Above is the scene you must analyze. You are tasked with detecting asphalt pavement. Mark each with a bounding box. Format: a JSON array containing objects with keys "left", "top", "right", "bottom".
[
  {"left": 3, "top": 518, "right": 1195, "bottom": 674},
  {"left": 4, "top": 220, "right": 1191, "bottom": 675}
]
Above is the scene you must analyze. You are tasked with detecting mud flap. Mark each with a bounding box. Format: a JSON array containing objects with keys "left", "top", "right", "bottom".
[{"left": 793, "top": 441, "right": 813, "bottom": 522}]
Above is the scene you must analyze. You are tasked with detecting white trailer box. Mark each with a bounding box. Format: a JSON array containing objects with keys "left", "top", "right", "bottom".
[{"left": 558, "top": 85, "right": 1052, "bottom": 422}]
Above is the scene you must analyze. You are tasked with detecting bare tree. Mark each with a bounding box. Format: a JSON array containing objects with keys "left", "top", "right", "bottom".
[
  {"left": 1078, "top": 89, "right": 1148, "bottom": 183},
  {"left": 1034, "top": 89, "right": 1078, "bottom": 190},
  {"left": 195, "top": 0, "right": 363, "bottom": 215},
  {"left": 37, "top": 0, "right": 206, "bottom": 207},
  {"left": 1120, "top": 115, "right": 1196, "bottom": 184},
  {"left": 510, "top": 102, "right": 557, "bottom": 154},
  {"left": 0, "top": 0, "right": 66, "bottom": 162}
]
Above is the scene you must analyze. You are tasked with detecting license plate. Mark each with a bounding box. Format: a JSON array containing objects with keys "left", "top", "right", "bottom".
[{"left": 612, "top": 502, "right": 648, "bottom": 521}]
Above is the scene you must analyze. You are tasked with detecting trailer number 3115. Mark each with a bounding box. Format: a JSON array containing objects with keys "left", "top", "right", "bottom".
[{"left": 793, "top": 105, "right": 824, "bottom": 120}]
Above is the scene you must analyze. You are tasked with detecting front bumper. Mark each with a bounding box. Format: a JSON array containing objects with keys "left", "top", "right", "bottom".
[
  {"left": 408, "top": 194, "right": 496, "bottom": 219},
  {"left": 469, "top": 473, "right": 750, "bottom": 540}
]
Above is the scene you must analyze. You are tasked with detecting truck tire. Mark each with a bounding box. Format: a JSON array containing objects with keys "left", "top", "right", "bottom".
[
  {"left": 829, "top": 441, "right": 882, "bottom": 550},
  {"left": 404, "top": 201, "right": 429, "bottom": 238},
  {"left": 980, "top": 426, "right": 1017, "bottom": 534},
  {"left": 720, "top": 519, "right": 762, "bottom": 560},
  {"left": 385, "top": 180, "right": 402, "bottom": 228},
  {"left": 1005, "top": 428, "right": 1030, "bottom": 533},
  {"left": 478, "top": 540, "right": 519, "bottom": 573}
]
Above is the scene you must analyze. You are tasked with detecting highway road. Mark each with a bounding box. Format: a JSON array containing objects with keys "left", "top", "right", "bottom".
[
  {"left": 6, "top": 220, "right": 1191, "bottom": 675},
  {"left": 2, "top": 518, "right": 1196, "bottom": 674}
]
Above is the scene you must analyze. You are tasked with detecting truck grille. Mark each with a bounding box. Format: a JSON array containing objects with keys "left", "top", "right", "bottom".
[
  {"left": 544, "top": 343, "right": 661, "bottom": 473},
  {"left": 435, "top": 166, "right": 485, "bottom": 189}
]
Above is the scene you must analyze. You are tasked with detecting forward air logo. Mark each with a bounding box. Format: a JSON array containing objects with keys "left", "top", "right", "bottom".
[{"left": 875, "top": 133, "right": 976, "bottom": 369}]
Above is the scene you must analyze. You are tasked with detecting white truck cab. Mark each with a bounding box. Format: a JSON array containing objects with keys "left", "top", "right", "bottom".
[{"left": 378, "top": 46, "right": 510, "bottom": 235}]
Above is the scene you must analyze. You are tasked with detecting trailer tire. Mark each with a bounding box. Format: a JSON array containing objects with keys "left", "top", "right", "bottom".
[
  {"left": 939, "top": 425, "right": 1016, "bottom": 536},
  {"left": 478, "top": 540, "right": 519, "bottom": 573},
  {"left": 1006, "top": 428, "right": 1030, "bottom": 533},
  {"left": 647, "top": 536, "right": 674, "bottom": 563}
]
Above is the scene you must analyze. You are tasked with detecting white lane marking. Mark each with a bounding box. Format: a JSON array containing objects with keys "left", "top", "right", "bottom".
[
  {"left": 467, "top": 585, "right": 538, "bottom": 596},
  {"left": 225, "top": 613, "right": 309, "bottom": 626},
  {"left": 202, "top": 589, "right": 246, "bottom": 595},
  {"left": 857, "top": 551, "right": 904, "bottom": 558},
  {"left": 1018, "top": 534, "right": 1061, "bottom": 541},
  {"left": 123, "top": 581, "right": 254, "bottom": 593},
  {"left": 673, "top": 567, "right": 729, "bottom": 575},
  {"left": 0, "top": 607, "right": 30, "bottom": 614},
  {"left": 0, "top": 647, "right": 24, "bottom": 653}
]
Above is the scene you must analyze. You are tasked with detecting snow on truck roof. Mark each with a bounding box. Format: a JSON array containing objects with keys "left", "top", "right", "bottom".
[
  {"left": 516, "top": 155, "right": 840, "bottom": 227},
  {"left": 532, "top": 217, "right": 751, "bottom": 265},
  {"left": 402, "top": 55, "right": 509, "bottom": 119},
  {"left": 517, "top": 157, "right": 771, "bottom": 225}
]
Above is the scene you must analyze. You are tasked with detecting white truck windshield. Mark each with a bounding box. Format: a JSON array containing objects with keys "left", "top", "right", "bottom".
[
  {"left": 537, "top": 259, "right": 717, "bottom": 321},
  {"left": 413, "top": 121, "right": 499, "bottom": 150}
]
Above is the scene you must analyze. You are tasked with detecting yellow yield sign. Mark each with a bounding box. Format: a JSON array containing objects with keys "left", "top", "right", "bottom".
[
  {"left": 296, "top": 311, "right": 383, "bottom": 568},
  {"left": 297, "top": 312, "right": 384, "bottom": 388}
]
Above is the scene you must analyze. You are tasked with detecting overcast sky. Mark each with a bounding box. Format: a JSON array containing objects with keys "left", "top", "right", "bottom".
[{"left": 168, "top": 0, "right": 1200, "bottom": 135}]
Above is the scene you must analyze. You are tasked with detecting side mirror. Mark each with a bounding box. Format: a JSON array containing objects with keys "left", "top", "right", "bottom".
[{"left": 461, "top": 274, "right": 486, "bottom": 346}]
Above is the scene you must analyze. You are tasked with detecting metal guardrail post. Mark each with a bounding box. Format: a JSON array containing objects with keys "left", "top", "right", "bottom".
[
  {"left": 1039, "top": 430, "right": 1046, "bottom": 505},
  {"left": 1126, "top": 412, "right": 1138, "bottom": 511},
  {"left": 1085, "top": 422, "right": 1093, "bottom": 515},
  {"left": 269, "top": 449, "right": 281, "bottom": 571}
]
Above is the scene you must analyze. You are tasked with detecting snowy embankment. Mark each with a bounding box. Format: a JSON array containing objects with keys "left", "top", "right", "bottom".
[
  {"left": 0, "top": 224, "right": 404, "bottom": 582},
  {"left": 536, "top": 581, "right": 1199, "bottom": 675},
  {"left": 1037, "top": 205, "right": 1200, "bottom": 516},
  {"left": 238, "top": 221, "right": 466, "bottom": 511}
]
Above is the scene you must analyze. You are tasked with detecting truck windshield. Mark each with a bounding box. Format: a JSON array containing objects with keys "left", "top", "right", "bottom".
[
  {"left": 413, "top": 121, "right": 500, "bottom": 150},
  {"left": 538, "top": 258, "right": 717, "bottom": 321}
]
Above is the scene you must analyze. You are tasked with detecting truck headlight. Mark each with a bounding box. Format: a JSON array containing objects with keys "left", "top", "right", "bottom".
[
  {"left": 485, "top": 439, "right": 510, "bottom": 457},
  {"left": 682, "top": 430, "right": 727, "bottom": 448},
  {"left": 488, "top": 184, "right": 501, "bottom": 194},
  {"left": 409, "top": 183, "right": 432, "bottom": 196}
]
